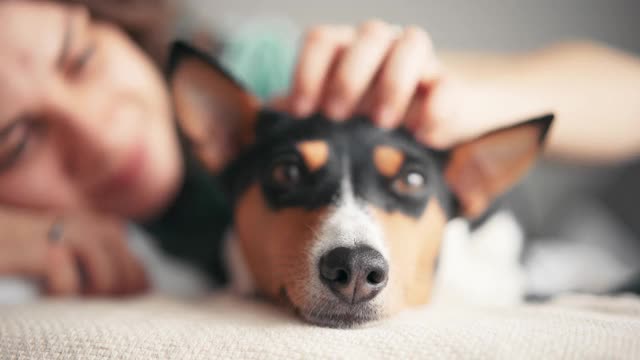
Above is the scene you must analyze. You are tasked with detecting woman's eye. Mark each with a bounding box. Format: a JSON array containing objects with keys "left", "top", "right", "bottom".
[
  {"left": 391, "top": 170, "right": 427, "bottom": 196},
  {"left": 271, "top": 161, "right": 303, "bottom": 188},
  {"left": 67, "top": 43, "right": 96, "bottom": 78},
  {"left": 0, "top": 120, "right": 30, "bottom": 172}
]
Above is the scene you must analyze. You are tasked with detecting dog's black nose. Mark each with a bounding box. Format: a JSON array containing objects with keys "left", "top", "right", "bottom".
[{"left": 319, "top": 246, "right": 388, "bottom": 304}]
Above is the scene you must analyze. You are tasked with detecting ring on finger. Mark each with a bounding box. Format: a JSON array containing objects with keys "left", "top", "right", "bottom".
[{"left": 47, "top": 217, "right": 65, "bottom": 244}]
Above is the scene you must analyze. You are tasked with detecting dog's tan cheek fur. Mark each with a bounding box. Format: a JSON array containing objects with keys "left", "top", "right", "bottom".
[
  {"left": 234, "top": 184, "right": 327, "bottom": 308},
  {"left": 370, "top": 199, "right": 446, "bottom": 313}
]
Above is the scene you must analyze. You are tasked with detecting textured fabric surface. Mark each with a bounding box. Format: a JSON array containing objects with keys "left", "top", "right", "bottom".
[{"left": 1, "top": 293, "right": 639, "bottom": 360}]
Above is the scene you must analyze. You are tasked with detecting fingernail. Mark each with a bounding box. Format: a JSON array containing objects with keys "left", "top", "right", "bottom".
[
  {"left": 376, "top": 106, "right": 396, "bottom": 128},
  {"left": 327, "top": 98, "right": 348, "bottom": 120},
  {"left": 294, "top": 97, "right": 313, "bottom": 117}
]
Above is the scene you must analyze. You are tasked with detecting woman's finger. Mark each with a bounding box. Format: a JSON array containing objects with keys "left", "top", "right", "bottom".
[
  {"left": 105, "top": 230, "right": 148, "bottom": 295},
  {"left": 322, "top": 20, "right": 397, "bottom": 120},
  {"left": 408, "top": 77, "right": 475, "bottom": 149},
  {"left": 372, "top": 27, "right": 440, "bottom": 128},
  {"left": 74, "top": 236, "right": 117, "bottom": 295},
  {"left": 353, "top": 80, "right": 378, "bottom": 116},
  {"left": 404, "top": 85, "right": 431, "bottom": 133},
  {"left": 289, "top": 26, "right": 355, "bottom": 117},
  {"left": 44, "top": 244, "right": 81, "bottom": 296}
]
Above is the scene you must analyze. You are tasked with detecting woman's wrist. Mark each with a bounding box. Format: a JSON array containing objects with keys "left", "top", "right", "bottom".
[{"left": 420, "top": 71, "right": 554, "bottom": 148}]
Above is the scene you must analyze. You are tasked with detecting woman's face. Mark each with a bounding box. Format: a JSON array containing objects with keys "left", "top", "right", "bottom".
[{"left": 0, "top": 1, "right": 182, "bottom": 220}]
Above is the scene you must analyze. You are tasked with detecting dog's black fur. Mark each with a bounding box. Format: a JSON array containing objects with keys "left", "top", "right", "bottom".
[{"left": 221, "top": 111, "right": 456, "bottom": 219}]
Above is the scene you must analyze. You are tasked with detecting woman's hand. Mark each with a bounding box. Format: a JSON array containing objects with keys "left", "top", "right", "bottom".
[
  {"left": 283, "top": 20, "right": 452, "bottom": 143},
  {"left": 0, "top": 208, "right": 147, "bottom": 296},
  {"left": 282, "top": 20, "right": 553, "bottom": 150},
  {"left": 46, "top": 213, "right": 149, "bottom": 296}
]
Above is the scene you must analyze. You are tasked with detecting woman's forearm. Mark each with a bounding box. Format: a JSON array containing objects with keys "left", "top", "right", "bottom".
[{"left": 442, "top": 41, "right": 640, "bottom": 163}]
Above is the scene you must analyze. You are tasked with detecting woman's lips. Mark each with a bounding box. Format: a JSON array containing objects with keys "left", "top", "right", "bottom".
[{"left": 100, "top": 144, "right": 147, "bottom": 195}]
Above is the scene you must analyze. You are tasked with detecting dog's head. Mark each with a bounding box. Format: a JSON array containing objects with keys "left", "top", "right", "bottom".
[{"left": 168, "top": 42, "right": 552, "bottom": 327}]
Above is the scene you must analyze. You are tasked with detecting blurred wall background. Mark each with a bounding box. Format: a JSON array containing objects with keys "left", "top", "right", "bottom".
[{"left": 186, "top": 0, "right": 640, "bottom": 53}]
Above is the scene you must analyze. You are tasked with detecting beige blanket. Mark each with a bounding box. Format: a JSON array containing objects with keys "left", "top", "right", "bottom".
[{"left": 1, "top": 293, "right": 639, "bottom": 359}]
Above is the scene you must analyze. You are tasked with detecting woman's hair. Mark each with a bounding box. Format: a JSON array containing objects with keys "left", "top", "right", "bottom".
[{"left": 54, "top": 0, "right": 174, "bottom": 65}]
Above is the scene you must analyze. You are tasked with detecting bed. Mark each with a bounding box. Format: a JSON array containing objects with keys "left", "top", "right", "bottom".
[{"left": 2, "top": 292, "right": 639, "bottom": 359}]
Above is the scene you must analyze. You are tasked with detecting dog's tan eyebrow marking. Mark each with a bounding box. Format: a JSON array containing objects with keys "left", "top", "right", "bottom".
[
  {"left": 297, "top": 140, "right": 329, "bottom": 172},
  {"left": 373, "top": 145, "right": 405, "bottom": 177}
]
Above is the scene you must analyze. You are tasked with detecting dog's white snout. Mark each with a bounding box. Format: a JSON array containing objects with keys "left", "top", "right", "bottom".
[{"left": 311, "top": 196, "right": 388, "bottom": 263}]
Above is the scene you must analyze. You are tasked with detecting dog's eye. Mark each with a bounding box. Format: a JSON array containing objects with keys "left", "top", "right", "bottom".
[
  {"left": 392, "top": 170, "right": 427, "bottom": 196},
  {"left": 271, "top": 161, "right": 303, "bottom": 187}
]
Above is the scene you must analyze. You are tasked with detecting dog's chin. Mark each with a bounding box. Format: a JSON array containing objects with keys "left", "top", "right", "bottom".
[
  {"left": 300, "top": 307, "right": 380, "bottom": 328},
  {"left": 280, "top": 287, "right": 382, "bottom": 328}
]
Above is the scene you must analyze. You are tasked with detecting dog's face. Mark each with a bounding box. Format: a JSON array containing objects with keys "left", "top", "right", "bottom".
[
  {"left": 222, "top": 115, "right": 456, "bottom": 327},
  {"left": 169, "top": 43, "right": 552, "bottom": 327}
]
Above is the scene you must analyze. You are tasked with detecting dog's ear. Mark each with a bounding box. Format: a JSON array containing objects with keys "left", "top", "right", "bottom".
[
  {"left": 444, "top": 114, "right": 553, "bottom": 219},
  {"left": 168, "top": 41, "right": 260, "bottom": 173}
]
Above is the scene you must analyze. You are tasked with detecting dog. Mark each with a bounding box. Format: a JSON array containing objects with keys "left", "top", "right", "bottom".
[{"left": 168, "top": 42, "right": 554, "bottom": 328}]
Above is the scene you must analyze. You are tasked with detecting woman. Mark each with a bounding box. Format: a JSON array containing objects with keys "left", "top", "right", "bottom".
[
  {"left": 0, "top": 0, "right": 177, "bottom": 296},
  {"left": 2, "top": 0, "right": 640, "bottom": 297}
]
